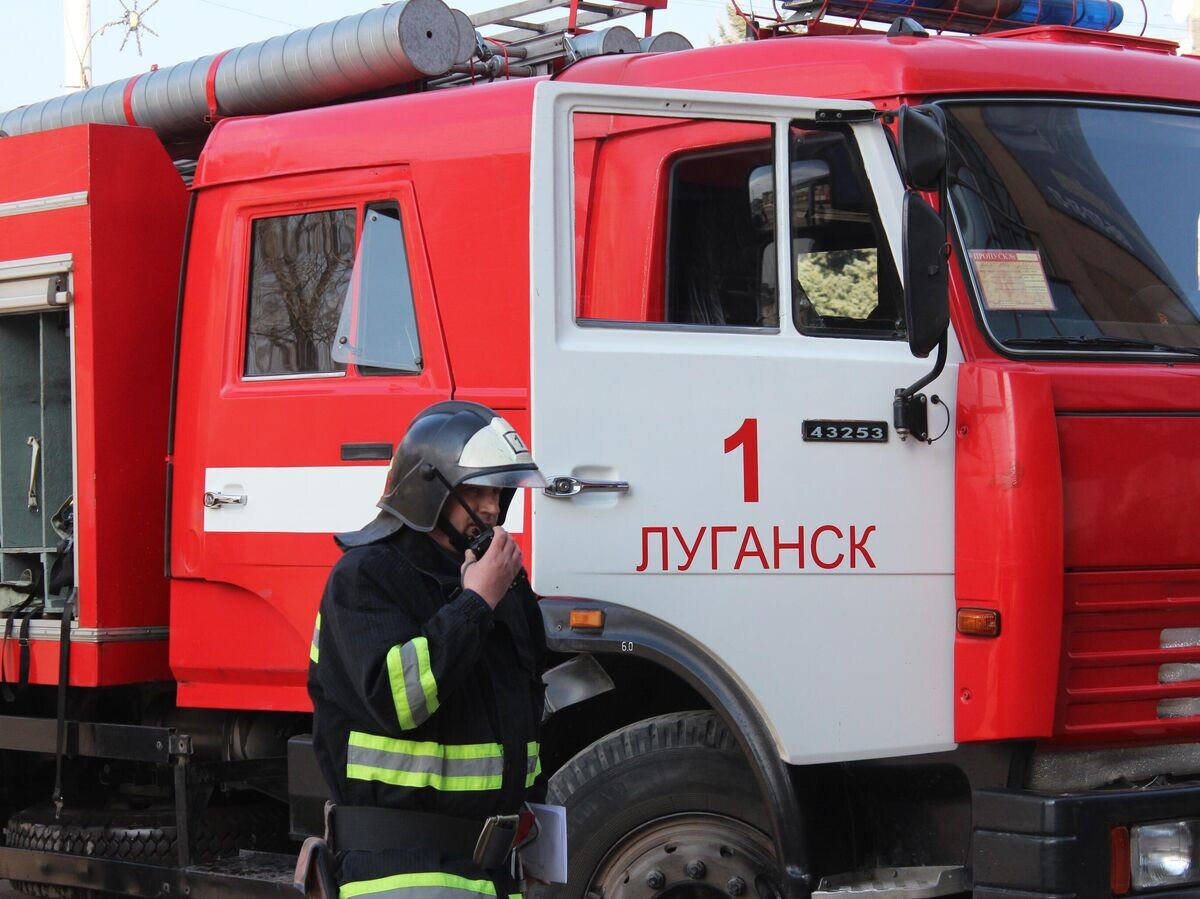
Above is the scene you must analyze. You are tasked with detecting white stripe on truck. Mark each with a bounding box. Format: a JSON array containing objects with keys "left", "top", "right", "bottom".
[{"left": 203, "top": 466, "right": 524, "bottom": 534}]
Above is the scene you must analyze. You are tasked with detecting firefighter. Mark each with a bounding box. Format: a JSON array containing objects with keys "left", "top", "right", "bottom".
[{"left": 308, "top": 401, "right": 548, "bottom": 899}]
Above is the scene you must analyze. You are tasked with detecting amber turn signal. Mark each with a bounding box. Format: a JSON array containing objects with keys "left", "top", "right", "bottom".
[
  {"left": 570, "top": 609, "right": 605, "bottom": 631},
  {"left": 957, "top": 608, "right": 1000, "bottom": 637}
]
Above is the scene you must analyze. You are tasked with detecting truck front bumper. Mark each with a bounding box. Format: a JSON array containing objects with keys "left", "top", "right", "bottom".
[{"left": 973, "top": 782, "right": 1200, "bottom": 898}]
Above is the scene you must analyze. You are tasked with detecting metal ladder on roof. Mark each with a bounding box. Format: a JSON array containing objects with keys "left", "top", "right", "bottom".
[{"left": 432, "top": 0, "right": 679, "bottom": 86}]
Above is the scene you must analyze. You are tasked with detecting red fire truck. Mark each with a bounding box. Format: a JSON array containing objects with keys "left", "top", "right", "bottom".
[{"left": 0, "top": 0, "right": 1198, "bottom": 895}]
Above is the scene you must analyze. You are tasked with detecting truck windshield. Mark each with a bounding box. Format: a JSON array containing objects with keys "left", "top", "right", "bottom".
[{"left": 942, "top": 102, "right": 1200, "bottom": 357}]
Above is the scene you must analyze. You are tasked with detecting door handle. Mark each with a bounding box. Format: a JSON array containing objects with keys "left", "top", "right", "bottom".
[
  {"left": 544, "top": 476, "right": 629, "bottom": 498},
  {"left": 26, "top": 436, "right": 41, "bottom": 511},
  {"left": 204, "top": 491, "right": 247, "bottom": 509}
]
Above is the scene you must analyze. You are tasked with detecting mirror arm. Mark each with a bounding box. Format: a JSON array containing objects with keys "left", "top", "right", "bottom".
[
  {"left": 893, "top": 333, "right": 948, "bottom": 443},
  {"left": 898, "top": 332, "right": 947, "bottom": 399}
]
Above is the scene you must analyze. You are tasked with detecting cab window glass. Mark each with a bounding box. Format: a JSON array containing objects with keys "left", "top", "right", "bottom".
[
  {"left": 665, "top": 136, "right": 778, "bottom": 327},
  {"left": 333, "top": 204, "right": 422, "bottom": 376},
  {"left": 571, "top": 113, "right": 775, "bottom": 328},
  {"left": 244, "top": 208, "right": 356, "bottom": 377},
  {"left": 774, "top": 126, "right": 903, "bottom": 339}
]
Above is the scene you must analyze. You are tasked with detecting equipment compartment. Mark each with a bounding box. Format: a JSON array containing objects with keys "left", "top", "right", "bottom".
[{"left": 0, "top": 125, "right": 187, "bottom": 685}]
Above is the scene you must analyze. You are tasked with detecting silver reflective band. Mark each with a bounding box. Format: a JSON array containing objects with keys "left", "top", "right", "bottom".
[
  {"left": 1131, "top": 819, "right": 1200, "bottom": 890},
  {"left": 346, "top": 733, "right": 503, "bottom": 792},
  {"left": 387, "top": 637, "right": 439, "bottom": 730}
]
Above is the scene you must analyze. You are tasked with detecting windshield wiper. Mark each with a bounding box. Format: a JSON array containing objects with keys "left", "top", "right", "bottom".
[{"left": 1005, "top": 336, "right": 1200, "bottom": 357}]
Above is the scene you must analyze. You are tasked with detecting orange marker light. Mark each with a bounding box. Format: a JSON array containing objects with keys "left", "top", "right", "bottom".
[
  {"left": 569, "top": 609, "right": 605, "bottom": 631},
  {"left": 1110, "top": 826, "right": 1131, "bottom": 896},
  {"left": 957, "top": 608, "right": 1001, "bottom": 637}
]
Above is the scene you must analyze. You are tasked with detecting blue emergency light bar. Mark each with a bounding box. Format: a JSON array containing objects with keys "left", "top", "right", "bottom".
[
  {"left": 783, "top": 0, "right": 1123, "bottom": 32},
  {"left": 1008, "top": 0, "right": 1123, "bottom": 27}
]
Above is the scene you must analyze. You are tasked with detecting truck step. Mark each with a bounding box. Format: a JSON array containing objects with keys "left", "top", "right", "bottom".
[
  {"left": 187, "top": 850, "right": 296, "bottom": 885},
  {"left": 814, "top": 866, "right": 967, "bottom": 899}
]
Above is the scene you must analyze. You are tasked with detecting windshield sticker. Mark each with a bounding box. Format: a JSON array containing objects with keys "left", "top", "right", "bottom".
[{"left": 969, "top": 250, "right": 1056, "bottom": 312}]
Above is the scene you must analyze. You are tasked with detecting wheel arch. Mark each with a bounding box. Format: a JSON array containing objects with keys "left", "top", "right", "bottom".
[{"left": 540, "top": 598, "right": 813, "bottom": 899}]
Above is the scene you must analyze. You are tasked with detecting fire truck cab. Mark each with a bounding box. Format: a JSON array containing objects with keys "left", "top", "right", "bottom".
[{"left": 1, "top": 3, "right": 1199, "bottom": 898}]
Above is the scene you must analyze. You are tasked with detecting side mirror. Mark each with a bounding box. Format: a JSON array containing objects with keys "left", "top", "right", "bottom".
[
  {"left": 897, "top": 105, "right": 947, "bottom": 191},
  {"left": 902, "top": 191, "right": 949, "bottom": 358}
]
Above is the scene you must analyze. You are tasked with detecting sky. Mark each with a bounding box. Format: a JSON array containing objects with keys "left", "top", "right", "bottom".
[{"left": 0, "top": 0, "right": 1191, "bottom": 112}]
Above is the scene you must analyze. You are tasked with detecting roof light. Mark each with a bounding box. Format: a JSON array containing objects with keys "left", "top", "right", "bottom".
[{"left": 1010, "top": 0, "right": 1123, "bottom": 28}]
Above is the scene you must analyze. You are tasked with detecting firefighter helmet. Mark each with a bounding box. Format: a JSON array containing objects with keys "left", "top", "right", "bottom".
[{"left": 336, "top": 401, "right": 545, "bottom": 548}]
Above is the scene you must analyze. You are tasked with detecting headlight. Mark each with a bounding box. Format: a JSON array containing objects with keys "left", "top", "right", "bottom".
[{"left": 1131, "top": 820, "right": 1200, "bottom": 890}]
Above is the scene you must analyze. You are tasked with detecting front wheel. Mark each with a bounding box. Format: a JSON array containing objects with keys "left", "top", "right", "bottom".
[{"left": 541, "top": 711, "right": 780, "bottom": 899}]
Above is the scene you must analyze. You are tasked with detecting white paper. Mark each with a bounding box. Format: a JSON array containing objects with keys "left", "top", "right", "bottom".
[{"left": 519, "top": 803, "right": 568, "bottom": 884}]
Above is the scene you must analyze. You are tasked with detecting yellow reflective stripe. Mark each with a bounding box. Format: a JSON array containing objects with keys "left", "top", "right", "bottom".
[
  {"left": 525, "top": 740, "right": 541, "bottom": 787},
  {"left": 346, "top": 731, "right": 505, "bottom": 792},
  {"left": 348, "top": 732, "right": 502, "bottom": 758},
  {"left": 414, "top": 637, "right": 440, "bottom": 717},
  {"left": 340, "top": 872, "right": 500, "bottom": 899},
  {"left": 345, "top": 764, "right": 502, "bottom": 791},
  {"left": 386, "top": 637, "right": 439, "bottom": 731},
  {"left": 310, "top": 612, "right": 321, "bottom": 663}
]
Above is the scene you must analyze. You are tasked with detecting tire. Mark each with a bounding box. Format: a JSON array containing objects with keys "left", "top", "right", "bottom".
[
  {"left": 4, "top": 800, "right": 287, "bottom": 899},
  {"left": 536, "top": 711, "right": 779, "bottom": 899}
]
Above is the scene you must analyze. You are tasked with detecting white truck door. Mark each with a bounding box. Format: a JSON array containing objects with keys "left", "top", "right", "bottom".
[{"left": 529, "top": 83, "right": 960, "bottom": 765}]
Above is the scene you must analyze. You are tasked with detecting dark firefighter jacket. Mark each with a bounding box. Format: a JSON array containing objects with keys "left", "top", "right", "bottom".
[{"left": 308, "top": 526, "right": 547, "bottom": 899}]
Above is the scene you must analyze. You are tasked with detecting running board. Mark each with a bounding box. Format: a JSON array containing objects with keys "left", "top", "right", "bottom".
[
  {"left": 813, "top": 866, "right": 967, "bottom": 899},
  {"left": 0, "top": 846, "right": 299, "bottom": 899}
]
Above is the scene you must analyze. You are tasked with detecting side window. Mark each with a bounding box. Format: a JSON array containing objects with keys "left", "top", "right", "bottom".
[
  {"left": 569, "top": 115, "right": 898, "bottom": 336},
  {"left": 244, "top": 208, "right": 356, "bottom": 377},
  {"left": 572, "top": 115, "right": 776, "bottom": 327},
  {"left": 665, "top": 136, "right": 778, "bottom": 328},
  {"left": 333, "top": 204, "right": 422, "bottom": 376},
  {"left": 779, "top": 126, "right": 904, "bottom": 339}
]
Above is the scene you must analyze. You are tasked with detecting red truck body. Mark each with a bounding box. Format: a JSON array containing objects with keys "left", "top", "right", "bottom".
[{"left": 1, "top": 15, "right": 1199, "bottom": 899}]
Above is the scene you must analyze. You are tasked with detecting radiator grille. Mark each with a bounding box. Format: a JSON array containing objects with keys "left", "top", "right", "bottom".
[{"left": 1056, "top": 572, "right": 1200, "bottom": 743}]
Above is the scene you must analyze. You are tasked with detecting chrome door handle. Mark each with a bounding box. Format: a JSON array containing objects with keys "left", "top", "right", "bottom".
[
  {"left": 204, "top": 491, "right": 247, "bottom": 508},
  {"left": 544, "top": 476, "right": 629, "bottom": 498}
]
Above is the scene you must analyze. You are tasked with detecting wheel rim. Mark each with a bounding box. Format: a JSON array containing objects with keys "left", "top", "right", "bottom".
[{"left": 586, "top": 813, "right": 778, "bottom": 899}]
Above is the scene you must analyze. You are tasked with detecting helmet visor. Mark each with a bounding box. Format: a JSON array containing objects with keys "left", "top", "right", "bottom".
[{"left": 461, "top": 467, "right": 547, "bottom": 490}]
